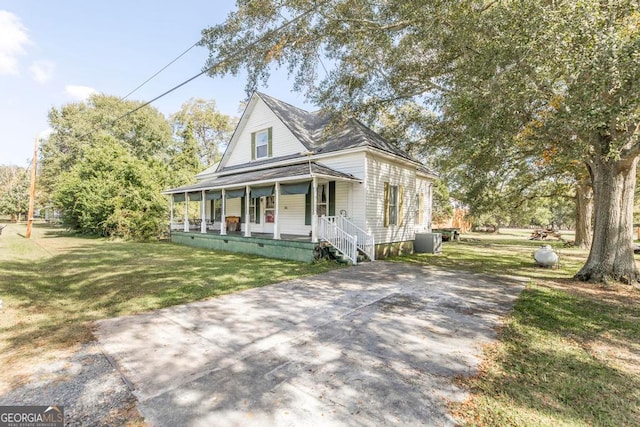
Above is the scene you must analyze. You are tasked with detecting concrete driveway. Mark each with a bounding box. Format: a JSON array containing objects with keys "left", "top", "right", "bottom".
[{"left": 95, "top": 261, "right": 525, "bottom": 426}]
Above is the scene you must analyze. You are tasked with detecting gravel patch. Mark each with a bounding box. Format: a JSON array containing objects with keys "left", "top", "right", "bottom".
[{"left": 0, "top": 343, "right": 141, "bottom": 426}]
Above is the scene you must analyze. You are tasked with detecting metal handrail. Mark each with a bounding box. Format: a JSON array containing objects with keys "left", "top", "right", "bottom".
[{"left": 318, "top": 216, "right": 358, "bottom": 264}]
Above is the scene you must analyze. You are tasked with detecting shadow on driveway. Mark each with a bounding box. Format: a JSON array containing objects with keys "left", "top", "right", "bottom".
[{"left": 95, "top": 261, "right": 525, "bottom": 426}]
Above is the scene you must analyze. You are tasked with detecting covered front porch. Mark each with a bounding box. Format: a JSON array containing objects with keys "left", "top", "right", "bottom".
[{"left": 164, "top": 162, "right": 365, "bottom": 262}]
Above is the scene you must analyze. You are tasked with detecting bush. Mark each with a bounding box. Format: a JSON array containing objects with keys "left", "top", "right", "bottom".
[{"left": 54, "top": 140, "right": 169, "bottom": 239}]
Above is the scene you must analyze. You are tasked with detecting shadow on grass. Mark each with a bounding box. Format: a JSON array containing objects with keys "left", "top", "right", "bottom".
[
  {"left": 389, "top": 234, "right": 639, "bottom": 425},
  {"left": 393, "top": 240, "right": 585, "bottom": 280},
  {"left": 0, "top": 230, "right": 336, "bottom": 364},
  {"left": 456, "top": 285, "right": 640, "bottom": 426},
  {"left": 515, "top": 286, "right": 640, "bottom": 343}
]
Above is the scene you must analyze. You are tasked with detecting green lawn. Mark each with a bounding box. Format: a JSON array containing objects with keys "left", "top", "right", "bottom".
[
  {"left": 2, "top": 224, "right": 639, "bottom": 425},
  {"left": 0, "top": 222, "right": 337, "bottom": 392},
  {"left": 393, "top": 231, "right": 640, "bottom": 426}
]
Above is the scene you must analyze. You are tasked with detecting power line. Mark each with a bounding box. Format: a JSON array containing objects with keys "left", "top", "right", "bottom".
[
  {"left": 112, "top": 0, "right": 327, "bottom": 123},
  {"left": 121, "top": 40, "right": 200, "bottom": 100},
  {"left": 75, "top": 0, "right": 328, "bottom": 142}
]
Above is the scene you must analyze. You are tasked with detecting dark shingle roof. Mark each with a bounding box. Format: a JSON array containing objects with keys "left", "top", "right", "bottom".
[
  {"left": 164, "top": 162, "right": 359, "bottom": 194},
  {"left": 256, "top": 92, "right": 329, "bottom": 149},
  {"left": 255, "top": 92, "right": 416, "bottom": 163},
  {"left": 417, "top": 164, "right": 438, "bottom": 176}
]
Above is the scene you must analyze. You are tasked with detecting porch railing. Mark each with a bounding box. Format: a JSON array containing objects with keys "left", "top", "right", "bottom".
[
  {"left": 323, "top": 216, "right": 375, "bottom": 261},
  {"left": 318, "top": 216, "right": 358, "bottom": 264}
]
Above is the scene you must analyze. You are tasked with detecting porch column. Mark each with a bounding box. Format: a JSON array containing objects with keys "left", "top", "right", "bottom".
[
  {"left": 183, "top": 192, "right": 189, "bottom": 232},
  {"left": 311, "top": 177, "right": 318, "bottom": 242},
  {"left": 200, "top": 190, "right": 206, "bottom": 233},
  {"left": 244, "top": 185, "right": 251, "bottom": 237},
  {"left": 169, "top": 195, "right": 174, "bottom": 231},
  {"left": 274, "top": 182, "right": 281, "bottom": 240},
  {"left": 220, "top": 189, "right": 227, "bottom": 235}
]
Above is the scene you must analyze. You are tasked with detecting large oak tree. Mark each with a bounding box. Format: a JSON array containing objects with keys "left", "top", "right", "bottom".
[{"left": 200, "top": 0, "right": 640, "bottom": 283}]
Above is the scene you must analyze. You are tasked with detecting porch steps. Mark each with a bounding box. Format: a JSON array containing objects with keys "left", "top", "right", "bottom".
[{"left": 326, "top": 244, "right": 370, "bottom": 264}]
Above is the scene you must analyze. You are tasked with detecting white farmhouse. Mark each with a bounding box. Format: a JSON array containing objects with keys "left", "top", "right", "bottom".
[{"left": 164, "top": 92, "right": 436, "bottom": 263}]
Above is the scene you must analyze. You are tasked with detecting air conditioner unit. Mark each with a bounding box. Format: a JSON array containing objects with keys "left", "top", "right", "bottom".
[{"left": 414, "top": 232, "right": 442, "bottom": 254}]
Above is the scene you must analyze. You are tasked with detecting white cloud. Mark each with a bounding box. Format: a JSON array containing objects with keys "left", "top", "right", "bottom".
[
  {"left": 65, "top": 85, "right": 98, "bottom": 101},
  {"left": 29, "top": 60, "right": 55, "bottom": 83},
  {"left": 0, "top": 10, "right": 30, "bottom": 75}
]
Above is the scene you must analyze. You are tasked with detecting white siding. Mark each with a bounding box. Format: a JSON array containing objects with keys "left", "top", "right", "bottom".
[
  {"left": 320, "top": 152, "right": 366, "bottom": 229},
  {"left": 225, "top": 99, "right": 307, "bottom": 168},
  {"left": 320, "top": 152, "right": 366, "bottom": 178},
  {"left": 364, "top": 153, "right": 418, "bottom": 244},
  {"left": 278, "top": 194, "right": 310, "bottom": 236},
  {"left": 335, "top": 181, "right": 349, "bottom": 217}
]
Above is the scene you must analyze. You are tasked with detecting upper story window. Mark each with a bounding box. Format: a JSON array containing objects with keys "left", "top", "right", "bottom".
[{"left": 252, "top": 128, "right": 272, "bottom": 160}]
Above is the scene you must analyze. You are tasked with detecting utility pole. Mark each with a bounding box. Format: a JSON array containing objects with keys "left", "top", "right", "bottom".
[{"left": 25, "top": 135, "right": 38, "bottom": 239}]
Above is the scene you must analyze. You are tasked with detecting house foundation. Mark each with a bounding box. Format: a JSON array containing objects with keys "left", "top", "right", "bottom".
[{"left": 171, "top": 231, "right": 316, "bottom": 263}]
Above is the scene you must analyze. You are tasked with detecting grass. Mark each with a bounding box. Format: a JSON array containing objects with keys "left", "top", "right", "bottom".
[
  {"left": 0, "top": 222, "right": 338, "bottom": 392},
  {"left": 3, "top": 224, "right": 639, "bottom": 425},
  {"left": 392, "top": 230, "right": 640, "bottom": 426}
]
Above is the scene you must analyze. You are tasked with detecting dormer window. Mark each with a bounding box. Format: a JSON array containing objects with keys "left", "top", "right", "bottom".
[{"left": 252, "top": 128, "right": 272, "bottom": 160}]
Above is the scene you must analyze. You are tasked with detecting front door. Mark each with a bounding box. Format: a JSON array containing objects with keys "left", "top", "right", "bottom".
[{"left": 263, "top": 195, "right": 275, "bottom": 233}]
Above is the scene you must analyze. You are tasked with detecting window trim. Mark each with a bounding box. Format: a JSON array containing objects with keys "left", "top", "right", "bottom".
[
  {"left": 211, "top": 199, "right": 222, "bottom": 222},
  {"left": 249, "top": 197, "right": 257, "bottom": 223},
  {"left": 251, "top": 127, "right": 272, "bottom": 160},
  {"left": 265, "top": 195, "right": 275, "bottom": 223},
  {"left": 384, "top": 182, "right": 403, "bottom": 227},
  {"left": 317, "top": 183, "right": 328, "bottom": 217},
  {"left": 388, "top": 185, "right": 398, "bottom": 226}
]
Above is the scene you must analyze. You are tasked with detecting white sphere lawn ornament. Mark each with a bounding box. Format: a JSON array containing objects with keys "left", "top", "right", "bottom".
[{"left": 534, "top": 245, "right": 558, "bottom": 268}]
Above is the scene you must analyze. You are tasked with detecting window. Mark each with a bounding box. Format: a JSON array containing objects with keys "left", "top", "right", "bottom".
[
  {"left": 384, "top": 182, "right": 404, "bottom": 227},
  {"left": 252, "top": 128, "right": 272, "bottom": 160},
  {"left": 256, "top": 130, "right": 268, "bottom": 158},
  {"left": 317, "top": 184, "right": 328, "bottom": 217},
  {"left": 265, "top": 196, "right": 275, "bottom": 223},
  {"left": 388, "top": 185, "right": 398, "bottom": 225},
  {"left": 211, "top": 199, "right": 222, "bottom": 222},
  {"left": 249, "top": 198, "right": 256, "bottom": 223}
]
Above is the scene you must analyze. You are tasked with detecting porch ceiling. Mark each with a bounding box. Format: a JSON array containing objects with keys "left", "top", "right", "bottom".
[{"left": 164, "top": 162, "right": 360, "bottom": 194}]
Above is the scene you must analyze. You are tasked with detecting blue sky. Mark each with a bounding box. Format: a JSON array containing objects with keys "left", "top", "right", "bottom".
[{"left": 0, "top": 1, "right": 314, "bottom": 166}]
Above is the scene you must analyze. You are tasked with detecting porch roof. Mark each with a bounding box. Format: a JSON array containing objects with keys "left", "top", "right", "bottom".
[{"left": 164, "top": 161, "right": 360, "bottom": 194}]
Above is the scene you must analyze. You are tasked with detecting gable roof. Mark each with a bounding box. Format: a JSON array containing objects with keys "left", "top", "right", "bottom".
[{"left": 251, "top": 92, "right": 417, "bottom": 162}]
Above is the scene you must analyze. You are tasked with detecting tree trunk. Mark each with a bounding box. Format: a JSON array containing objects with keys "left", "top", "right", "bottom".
[
  {"left": 575, "top": 156, "right": 639, "bottom": 284},
  {"left": 574, "top": 180, "right": 593, "bottom": 249}
]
